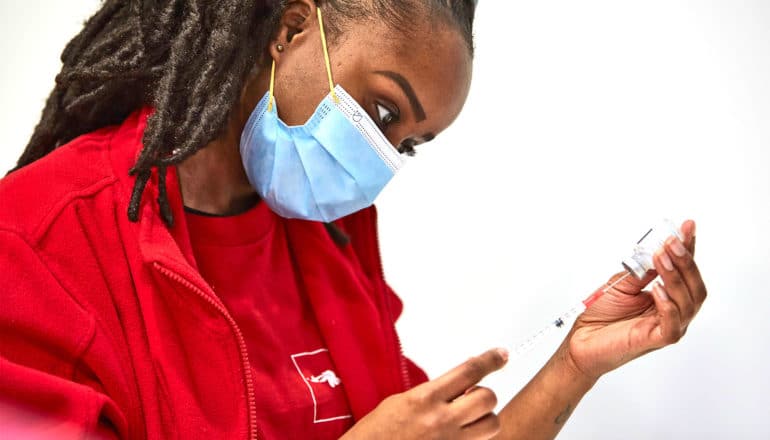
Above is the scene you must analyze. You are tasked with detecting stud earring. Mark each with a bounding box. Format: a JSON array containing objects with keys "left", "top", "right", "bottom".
[{"left": 276, "top": 44, "right": 285, "bottom": 52}]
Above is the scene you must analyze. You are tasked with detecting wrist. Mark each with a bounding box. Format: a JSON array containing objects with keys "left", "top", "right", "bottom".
[{"left": 550, "top": 339, "right": 599, "bottom": 392}]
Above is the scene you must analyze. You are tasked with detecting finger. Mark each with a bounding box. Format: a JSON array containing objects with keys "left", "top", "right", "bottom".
[
  {"left": 430, "top": 349, "right": 508, "bottom": 401},
  {"left": 665, "top": 236, "right": 708, "bottom": 310},
  {"left": 460, "top": 413, "right": 501, "bottom": 440},
  {"left": 650, "top": 282, "right": 684, "bottom": 346},
  {"left": 450, "top": 386, "right": 498, "bottom": 426},
  {"left": 464, "top": 385, "right": 480, "bottom": 395},
  {"left": 654, "top": 248, "right": 695, "bottom": 321},
  {"left": 680, "top": 219, "right": 697, "bottom": 256}
]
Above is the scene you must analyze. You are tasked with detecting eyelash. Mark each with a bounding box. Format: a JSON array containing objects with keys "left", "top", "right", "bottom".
[
  {"left": 373, "top": 101, "right": 417, "bottom": 156},
  {"left": 398, "top": 139, "right": 417, "bottom": 157},
  {"left": 375, "top": 102, "right": 399, "bottom": 130}
]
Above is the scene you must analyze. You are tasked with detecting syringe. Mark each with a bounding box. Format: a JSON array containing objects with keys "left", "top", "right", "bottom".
[
  {"left": 511, "top": 271, "right": 632, "bottom": 357},
  {"left": 510, "top": 219, "right": 683, "bottom": 358}
]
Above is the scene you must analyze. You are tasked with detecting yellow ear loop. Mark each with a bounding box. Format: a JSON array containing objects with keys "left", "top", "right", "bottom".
[
  {"left": 269, "top": 7, "right": 336, "bottom": 112},
  {"left": 317, "top": 7, "right": 339, "bottom": 103},
  {"left": 268, "top": 58, "right": 276, "bottom": 112}
]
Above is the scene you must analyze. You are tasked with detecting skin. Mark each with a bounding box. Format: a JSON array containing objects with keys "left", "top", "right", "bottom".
[
  {"left": 178, "top": 0, "right": 470, "bottom": 214},
  {"left": 176, "top": 1, "right": 708, "bottom": 438},
  {"left": 493, "top": 220, "right": 705, "bottom": 439}
]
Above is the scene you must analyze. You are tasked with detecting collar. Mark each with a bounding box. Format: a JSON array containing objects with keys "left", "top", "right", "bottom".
[{"left": 108, "top": 107, "right": 199, "bottom": 274}]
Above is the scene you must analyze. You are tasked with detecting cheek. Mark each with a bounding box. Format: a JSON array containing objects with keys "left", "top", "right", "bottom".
[
  {"left": 276, "top": 92, "right": 324, "bottom": 125},
  {"left": 383, "top": 126, "right": 413, "bottom": 148},
  {"left": 273, "top": 52, "right": 332, "bottom": 125}
]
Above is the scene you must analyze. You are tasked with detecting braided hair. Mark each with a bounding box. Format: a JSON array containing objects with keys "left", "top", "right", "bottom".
[{"left": 12, "top": 0, "right": 476, "bottom": 227}]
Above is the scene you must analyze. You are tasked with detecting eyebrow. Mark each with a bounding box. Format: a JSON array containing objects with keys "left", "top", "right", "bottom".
[{"left": 373, "top": 70, "right": 427, "bottom": 122}]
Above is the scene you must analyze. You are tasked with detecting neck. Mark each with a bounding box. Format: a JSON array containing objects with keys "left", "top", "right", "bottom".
[{"left": 176, "top": 69, "right": 269, "bottom": 216}]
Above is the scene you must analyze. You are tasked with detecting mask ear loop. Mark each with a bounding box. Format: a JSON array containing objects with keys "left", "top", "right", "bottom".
[
  {"left": 317, "top": 7, "right": 339, "bottom": 104},
  {"left": 268, "top": 59, "right": 277, "bottom": 113},
  {"left": 268, "top": 7, "right": 336, "bottom": 113}
]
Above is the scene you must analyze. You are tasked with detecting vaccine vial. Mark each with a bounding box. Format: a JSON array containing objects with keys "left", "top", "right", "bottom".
[{"left": 622, "top": 219, "right": 683, "bottom": 279}]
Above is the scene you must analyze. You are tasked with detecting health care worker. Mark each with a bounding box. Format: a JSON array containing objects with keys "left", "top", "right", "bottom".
[{"left": 0, "top": 0, "right": 707, "bottom": 439}]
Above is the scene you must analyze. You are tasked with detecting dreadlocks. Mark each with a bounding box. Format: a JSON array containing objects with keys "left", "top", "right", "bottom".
[{"left": 12, "top": 0, "right": 476, "bottom": 227}]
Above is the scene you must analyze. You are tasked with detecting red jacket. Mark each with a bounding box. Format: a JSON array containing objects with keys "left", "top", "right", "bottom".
[{"left": 0, "top": 108, "right": 427, "bottom": 439}]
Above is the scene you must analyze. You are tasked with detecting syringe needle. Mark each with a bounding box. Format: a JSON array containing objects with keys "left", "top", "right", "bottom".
[
  {"left": 604, "top": 271, "right": 632, "bottom": 293},
  {"left": 581, "top": 271, "right": 633, "bottom": 309}
]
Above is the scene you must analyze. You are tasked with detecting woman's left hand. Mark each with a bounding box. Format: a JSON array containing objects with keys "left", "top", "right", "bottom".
[{"left": 563, "top": 219, "right": 707, "bottom": 380}]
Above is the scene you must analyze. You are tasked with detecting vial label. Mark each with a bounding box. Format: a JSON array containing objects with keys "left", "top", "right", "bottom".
[{"left": 622, "top": 219, "right": 682, "bottom": 279}]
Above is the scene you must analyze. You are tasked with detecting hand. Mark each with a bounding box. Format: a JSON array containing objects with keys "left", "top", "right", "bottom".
[
  {"left": 564, "top": 220, "right": 707, "bottom": 380},
  {"left": 342, "top": 349, "right": 508, "bottom": 440}
]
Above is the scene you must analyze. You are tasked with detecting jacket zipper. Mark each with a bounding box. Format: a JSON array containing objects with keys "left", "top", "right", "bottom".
[
  {"left": 154, "top": 263, "right": 258, "bottom": 440},
  {"left": 370, "top": 215, "right": 411, "bottom": 391}
]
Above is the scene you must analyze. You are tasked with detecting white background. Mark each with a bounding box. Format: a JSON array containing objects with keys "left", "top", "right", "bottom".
[{"left": 1, "top": 1, "right": 768, "bottom": 439}]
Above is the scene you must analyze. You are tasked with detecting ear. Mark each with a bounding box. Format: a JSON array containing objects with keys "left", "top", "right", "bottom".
[{"left": 268, "top": 0, "right": 317, "bottom": 62}]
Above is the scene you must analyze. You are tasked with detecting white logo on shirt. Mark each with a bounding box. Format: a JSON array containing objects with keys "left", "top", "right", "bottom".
[
  {"left": 308, "top": 370, "right": 342, "bottom": 388},
  {"left": 291, "top": 348, "right": 353, "bottom": 424}
]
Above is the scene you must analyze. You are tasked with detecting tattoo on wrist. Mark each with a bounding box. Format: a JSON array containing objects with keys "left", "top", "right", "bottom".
[{"left": 554, "top": 404, "right": 573, "bottom": 425}]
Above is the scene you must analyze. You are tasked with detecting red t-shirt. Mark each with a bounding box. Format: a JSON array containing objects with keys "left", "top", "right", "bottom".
[
  {"left": 185, "top": 203, "right": 355, "bottom": 439},
  {"left": 1, "top": 108, "right": 428, "bottom": 439}
]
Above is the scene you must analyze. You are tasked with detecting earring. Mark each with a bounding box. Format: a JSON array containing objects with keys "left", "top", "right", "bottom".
[{"left": 276, "top": 44, "right": 285, "bottom": 52}]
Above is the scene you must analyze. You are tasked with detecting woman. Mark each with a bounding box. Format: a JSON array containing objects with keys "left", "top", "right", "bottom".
[{"left": 0, "top": 0, "right": 707, "bottom": 439}]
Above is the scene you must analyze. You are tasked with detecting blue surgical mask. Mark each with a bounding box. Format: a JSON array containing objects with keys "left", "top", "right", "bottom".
[{"left": 239, "top": 7, "right": 405, "bottom": 223}]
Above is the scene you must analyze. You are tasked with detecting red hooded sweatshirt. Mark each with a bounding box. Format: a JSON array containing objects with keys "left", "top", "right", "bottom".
[{"left": 0, "top": 108, "right": 428, "bottom": 439}]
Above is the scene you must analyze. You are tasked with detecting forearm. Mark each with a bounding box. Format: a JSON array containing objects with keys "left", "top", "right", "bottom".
[{"left": 493, "top": 342, "right": 597, "bottom": 440}]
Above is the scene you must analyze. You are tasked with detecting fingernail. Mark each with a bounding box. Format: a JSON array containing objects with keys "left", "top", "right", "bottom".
[
  {"left": 496, "top": 348, "right": 509, "bottom": 363},
  {"left": 669, "top": 238, "right": 687, "bottom": 257},
  {"left": 691, "top": 221, "right": 697, "bottom": 237},
  {"left": 657, "top": 249, "right": 674, "bottom": 271},
  {"left": 653, "top": 282, "right": 670, "bottom": 301}
]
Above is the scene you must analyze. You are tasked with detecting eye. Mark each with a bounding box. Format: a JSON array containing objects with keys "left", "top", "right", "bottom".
[{"left": 374, "top": 102, "right": 399, "bottom": 130}]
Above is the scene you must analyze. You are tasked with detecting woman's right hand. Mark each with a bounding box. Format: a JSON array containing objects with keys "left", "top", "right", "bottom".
[{"left": 342, "top": 348, "right": 508, "bottom": 440}]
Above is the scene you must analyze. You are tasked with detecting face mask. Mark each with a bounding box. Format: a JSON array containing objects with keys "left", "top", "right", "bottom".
[{"left": 239, "top": 7, "right": 405, "bottom": 223}]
